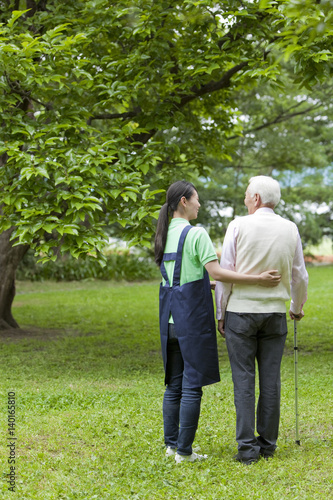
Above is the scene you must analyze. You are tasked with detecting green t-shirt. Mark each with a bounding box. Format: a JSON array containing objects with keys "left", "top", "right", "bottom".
[{"left": 163, "top": 218, "right": 217, "bottom": 287}]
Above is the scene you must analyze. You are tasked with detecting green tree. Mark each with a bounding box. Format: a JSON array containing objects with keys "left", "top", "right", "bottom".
[
  {"left": 195, "top": 77, "right": 333, "bottom": 246},
  {"left": 0, "top": 0, "right": 332, "bottom": 328}
]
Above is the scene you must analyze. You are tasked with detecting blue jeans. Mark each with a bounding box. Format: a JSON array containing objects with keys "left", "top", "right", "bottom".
[{"left": 163, "top": 325, "right": 203, "bottom": 455}]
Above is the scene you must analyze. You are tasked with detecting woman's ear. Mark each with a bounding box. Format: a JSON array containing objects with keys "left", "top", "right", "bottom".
[{"left": 179, "top": 196, "right": 187, "bottom": 208}]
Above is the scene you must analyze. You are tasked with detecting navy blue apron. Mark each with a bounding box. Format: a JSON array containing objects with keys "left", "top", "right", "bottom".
[{"left": 159, "top": 225, "right": 220, "bottom": 388}]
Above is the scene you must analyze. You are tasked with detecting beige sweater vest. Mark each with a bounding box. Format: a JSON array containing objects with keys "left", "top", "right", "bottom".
[{"left": 227, "top": 212, "right": 298, "bottom": 314}]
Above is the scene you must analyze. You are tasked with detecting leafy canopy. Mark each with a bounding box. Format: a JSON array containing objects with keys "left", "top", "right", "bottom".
[{"left": 0, "top": 0, "right": 332, "bottom": 261}]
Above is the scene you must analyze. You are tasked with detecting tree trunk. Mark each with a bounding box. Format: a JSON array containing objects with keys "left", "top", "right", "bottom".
[
  {"left": 0, "top": 229, "right": 29, "bottom": 330},
  {"left": 0, "top": 1, "right": 49, "bottom": 331}
]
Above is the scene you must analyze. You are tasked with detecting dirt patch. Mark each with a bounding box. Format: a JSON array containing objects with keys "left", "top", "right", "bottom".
[
  {"left": 0, "top": 327, "right": 68, "bottom": 343},
  {"left": 0, "top": 327, "right": 100, "bottom": 343}
]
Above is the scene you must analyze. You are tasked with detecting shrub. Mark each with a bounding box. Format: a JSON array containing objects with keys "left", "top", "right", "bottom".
[{"left": 17, "top": 248, "right": 160, "bottom": 282}]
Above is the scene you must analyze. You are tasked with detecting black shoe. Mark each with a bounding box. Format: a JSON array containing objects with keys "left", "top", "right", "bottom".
[
  {"left": 233, "top": 453, "right": 259, "bottom": 465},
  {"left": 260, "top": 449, "right": 275, "bottom": 460}
]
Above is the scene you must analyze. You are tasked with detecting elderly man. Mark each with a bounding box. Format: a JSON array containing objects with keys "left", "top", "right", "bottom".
[{"left": 215, "top": 176, "right": 308, "bottom": 464}]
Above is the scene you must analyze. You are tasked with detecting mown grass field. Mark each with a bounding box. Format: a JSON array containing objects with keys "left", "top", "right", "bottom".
[{"left": 0, "top": 266, "right": 332, "bottom": 499}]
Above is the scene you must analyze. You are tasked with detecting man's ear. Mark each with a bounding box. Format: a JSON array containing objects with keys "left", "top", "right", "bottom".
[{"left": 254, "top": 194, "right": 261, "bottom": 207}]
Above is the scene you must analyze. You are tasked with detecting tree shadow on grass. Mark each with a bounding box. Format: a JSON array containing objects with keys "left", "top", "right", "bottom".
[
  {"left": 0, "top": 326, "right": 100, "bottom": 344},
  {"left": 0, "top": 327, "right": 65, "bottom": 342}
]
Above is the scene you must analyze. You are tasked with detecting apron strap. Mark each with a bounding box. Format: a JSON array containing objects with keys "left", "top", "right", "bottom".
[
  {"left": 173, "top": 225, "right": 192, "bottom": 287},
  {"left": 160, "top": 252, "right": 177, "bottom": 284},
  {"left": 160, "top": 225, "right": 192, "bottom": 286}
]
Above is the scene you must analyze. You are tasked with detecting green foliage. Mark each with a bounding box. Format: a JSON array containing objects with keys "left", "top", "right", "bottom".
[
  {"left": 16, "top": 248, "right": 159, "bottom": 282},
  {"left": 271, "top": 0, "right": 333, "bottom": 88},
  {"left": 0, "top": 267, "right": 331, "bottom": 498},
  {"left": 0, "top": 1, "right": 332, "bottom": 261},
  {"left": 195, "top": 76, "right": 333, "bottom": 246}
]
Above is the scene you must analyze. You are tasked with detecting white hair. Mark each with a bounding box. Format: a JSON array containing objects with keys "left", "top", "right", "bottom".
[{"left": 247, "top": 176, "right": 281, "bottom": 207}]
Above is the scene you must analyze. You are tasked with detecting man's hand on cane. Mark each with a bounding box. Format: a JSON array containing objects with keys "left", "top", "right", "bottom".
[{"left": 289, "top": 310, "right": 304, "bottom": 321}]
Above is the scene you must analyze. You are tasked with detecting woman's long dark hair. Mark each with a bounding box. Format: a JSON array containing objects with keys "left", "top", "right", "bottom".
[{"left": 154, "top": 181, "right": 197, "bottom": 266}]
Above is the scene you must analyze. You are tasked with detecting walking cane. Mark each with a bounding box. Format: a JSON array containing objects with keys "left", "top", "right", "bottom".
[{"left": 294, "top": 320, "right": 300, "bottom": 445}]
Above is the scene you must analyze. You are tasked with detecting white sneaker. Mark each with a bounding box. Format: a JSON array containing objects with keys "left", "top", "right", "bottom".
[
  {"left": 175, "top": 451, "right": 208, "bottom": 463},
  {"left": 165, "top": 446, "right": 176, "bottom": 457}
]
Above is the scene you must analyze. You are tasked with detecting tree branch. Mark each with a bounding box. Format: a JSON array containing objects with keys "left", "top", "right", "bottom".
[
  {"left": 88, "top": 57, "right": 249, "bottom": 127},
  {"left": 179, "top": 62, "right": 249, "bottom": 108},
  {"left": 130, "top": 63, "right": 249, "bottom": 144},
  {"left": 87, "top": 107, "right": 141, "bottom": 125},
  {"left": 5, "top": 73, "right": 51, "bottom": 109},
  {"left": 227, "top": 102, "right": 324, "bottom": 140}
]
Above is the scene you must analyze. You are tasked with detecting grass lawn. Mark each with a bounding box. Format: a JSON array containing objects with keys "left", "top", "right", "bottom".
[{"left": 0, "top": 266, "right": 332, "bottom": 499}]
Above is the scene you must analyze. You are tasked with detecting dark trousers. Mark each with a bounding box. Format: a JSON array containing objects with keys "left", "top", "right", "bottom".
[
  {"left": 163, "top": 325, "right": 203, "bottom": 455},
  {"left": 225, "top": 312, "right": 287, "bottom": 459}
]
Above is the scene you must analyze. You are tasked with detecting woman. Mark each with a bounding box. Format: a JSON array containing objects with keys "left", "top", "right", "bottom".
[{"left": 155, "top": 181, "right": 280, "bottom": 463}]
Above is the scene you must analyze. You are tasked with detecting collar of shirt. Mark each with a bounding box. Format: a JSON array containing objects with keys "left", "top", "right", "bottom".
[
  {"left": 169, "top": 218, "right": 190, "bottom": 227},
  {"left": 253, "top": 207, "right": 275, "bottom": 215}
]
